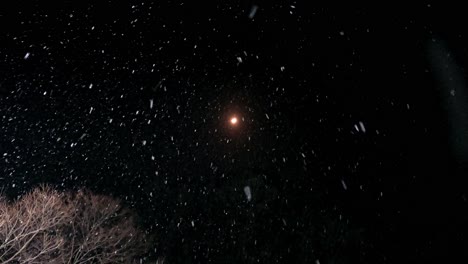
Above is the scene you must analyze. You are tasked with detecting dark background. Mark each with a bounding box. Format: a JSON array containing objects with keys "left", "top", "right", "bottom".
[{"left": 1, "top": 2, "right": 468, "bottom": 263}]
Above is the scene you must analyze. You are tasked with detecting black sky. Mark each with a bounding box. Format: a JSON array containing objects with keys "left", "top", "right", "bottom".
[{"left": 2, "top": 2, "right": 468, "bottom": 263}]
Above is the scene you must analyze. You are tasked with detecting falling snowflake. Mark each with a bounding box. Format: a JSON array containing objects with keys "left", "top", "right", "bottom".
[
  {"left": 341, "top": 179, "right": 348, "bottom": 190},
  {"left": 243, "top": 186, "right": 252, "bottom": 201},
  {"left": 358, "top": 121, "right": 366, "bottom": 133},
  {"left": 248, "top": 5, "right": 258, "bottom": 19}
]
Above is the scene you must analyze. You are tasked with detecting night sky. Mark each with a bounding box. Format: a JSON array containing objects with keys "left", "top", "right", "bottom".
[{"left": 2, "top": 2, "right": 468, "bottom": 263}]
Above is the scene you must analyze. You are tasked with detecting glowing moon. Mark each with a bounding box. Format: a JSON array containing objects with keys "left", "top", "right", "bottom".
[{"left": 230, "top": 117, "right": 238, "bottom": 125}]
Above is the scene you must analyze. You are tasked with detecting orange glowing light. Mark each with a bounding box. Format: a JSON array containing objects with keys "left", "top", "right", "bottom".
[{"left": 230, "top": 117, "right": 238, "bottom": 125}]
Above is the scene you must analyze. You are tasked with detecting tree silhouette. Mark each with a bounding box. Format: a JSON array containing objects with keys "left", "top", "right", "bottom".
[{"left": 0, "top": 185, "right": 160, "bottom": 263}]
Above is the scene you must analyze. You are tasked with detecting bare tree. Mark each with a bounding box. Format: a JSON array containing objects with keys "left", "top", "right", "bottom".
[
  {"left": 0, "top": 186, "right": 71, "bottom": 263},
  {"left": 59, "top": 190, "right": 149, "bottom": 264},
  {"left": 0, "top": 186, "right": 157, "bottom": 264}
]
